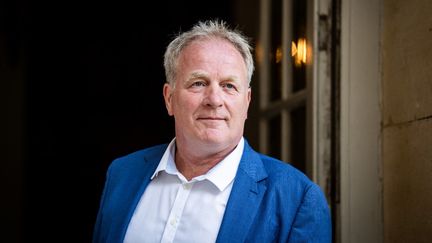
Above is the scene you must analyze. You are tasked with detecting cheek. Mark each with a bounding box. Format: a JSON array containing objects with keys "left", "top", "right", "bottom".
[
  {"left": 230, "top": 100, "right": 249, "bottom": 120},
  {"left": 239, "top": 96, "right": 250, "bottom": 112},
  {"left": 172, "top": 94, "right": 201, "bottom": 116}
]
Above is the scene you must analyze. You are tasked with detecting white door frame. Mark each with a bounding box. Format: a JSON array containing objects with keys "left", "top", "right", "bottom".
[{"left": 340, "top": 0, "right": 383, "bottom": 242}]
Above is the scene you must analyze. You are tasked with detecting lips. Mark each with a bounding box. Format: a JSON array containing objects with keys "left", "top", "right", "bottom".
[
  {"left": 196, "top": 115, "right": 227, "bottom": 121},
  {"left": 197, "top": 117, "right": 226, "bottom": 120}
]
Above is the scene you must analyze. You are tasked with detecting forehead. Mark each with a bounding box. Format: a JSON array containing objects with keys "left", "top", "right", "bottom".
[
  {"left": 182, "top": 38, "right": 237, "bottom": 57},
  {"left": 178, "top": 38, "right": 247, "bottom": 74}
]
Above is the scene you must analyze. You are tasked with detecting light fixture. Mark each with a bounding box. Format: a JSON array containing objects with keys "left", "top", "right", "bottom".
[{"left": 291, "top": 38, "right": 307, "bottom": 67}]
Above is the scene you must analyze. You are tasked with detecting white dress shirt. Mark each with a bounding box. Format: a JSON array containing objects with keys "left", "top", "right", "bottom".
[{"left": 123, "top": 137, "right": 244, "bottom": 243}]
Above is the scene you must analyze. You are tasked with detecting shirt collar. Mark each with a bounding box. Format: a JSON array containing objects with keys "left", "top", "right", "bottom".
[
  {"left": 204, "top": 138, "right": 244, "bottom": 191},
  {"left": 151, "top": 138, "right": 176, "bottom": 179},
  {"left": 151, "top": 137, "right": 244, "bottom": 192}
]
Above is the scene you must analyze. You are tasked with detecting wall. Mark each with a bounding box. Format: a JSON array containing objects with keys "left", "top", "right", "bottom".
[{"left": 382, "top": 0, "right": 432, "bottom": 242}]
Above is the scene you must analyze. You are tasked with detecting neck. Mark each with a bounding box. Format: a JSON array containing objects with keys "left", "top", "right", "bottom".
[{"left": 174, "top": 141, "right": 238, "bottom": 181}]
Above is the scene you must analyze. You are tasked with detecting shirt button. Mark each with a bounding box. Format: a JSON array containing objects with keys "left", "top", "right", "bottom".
[
  {"left": 183, "top": 184, "right": 191, "bottom": 190},
  {"left": 170, "top": 218, "right": 176, "bottom": 226}
]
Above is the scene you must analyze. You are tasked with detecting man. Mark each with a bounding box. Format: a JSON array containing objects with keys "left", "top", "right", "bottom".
[{"left": 93, "top": 20, "right": 331, "bottom": 243}]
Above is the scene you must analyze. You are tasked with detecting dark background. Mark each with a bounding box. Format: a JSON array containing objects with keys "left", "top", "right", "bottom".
[{"left": 1, "top": 0, "right": 235, "bottom": 242}]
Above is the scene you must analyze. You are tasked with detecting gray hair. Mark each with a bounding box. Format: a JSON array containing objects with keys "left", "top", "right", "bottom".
[{"left": 163, "top": 20, "right": 254, "bottom": 87}]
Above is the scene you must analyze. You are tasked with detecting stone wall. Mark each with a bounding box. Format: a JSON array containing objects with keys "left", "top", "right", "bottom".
[{"left": 382, "top": 0, "right": 432, "bottom": 242}]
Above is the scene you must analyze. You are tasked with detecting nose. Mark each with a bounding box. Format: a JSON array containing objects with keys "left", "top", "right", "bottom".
[{"left": 204, "top": 84, "right": 223, "bottom": 108}]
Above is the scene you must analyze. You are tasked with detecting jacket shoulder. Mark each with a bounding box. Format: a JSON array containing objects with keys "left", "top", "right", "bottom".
[
  {"left": 108, "top": 143, "right": 168, "bottom": 176},
  {"left": 259, "top": 153, "right": 313, "bottom": 186},
  {"left": 256, "top": 152, "right": 327, "bottom": 208}
]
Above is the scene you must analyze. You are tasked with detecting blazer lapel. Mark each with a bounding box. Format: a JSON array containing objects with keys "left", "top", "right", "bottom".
[
  {"left": 216, "top": 141, "right": 268, "bottom": 242},
  {"left": 108, "top": 145, "right": 167, "bottom": 242}
]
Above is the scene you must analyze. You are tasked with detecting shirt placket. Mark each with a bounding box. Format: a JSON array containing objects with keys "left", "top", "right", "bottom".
[{"left": 160, "top": 182, "right": 194, "bottom": 243}]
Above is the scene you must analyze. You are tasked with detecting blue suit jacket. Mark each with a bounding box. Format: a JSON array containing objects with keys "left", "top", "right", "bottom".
[{"left": 93, "top": 140, "right": 331, "bottom": 242}]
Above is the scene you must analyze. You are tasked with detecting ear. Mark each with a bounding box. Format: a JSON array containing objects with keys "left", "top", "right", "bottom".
[
  {"left": 163, "top": 83, "right": 174, "bottom": 116},
  {"left": 246, "top": 87, "right": 251, "bottom": 119}
]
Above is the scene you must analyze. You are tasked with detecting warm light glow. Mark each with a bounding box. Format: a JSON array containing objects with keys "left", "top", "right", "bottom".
[
  {"left": 275, "top": 46, "right": 282, "bottom": 63},
  {"left": 291, "top": 38, "right": 307, "bottom": 67},
  {"left": 255, "top": 42, "right": 263, "bottom": 65}
]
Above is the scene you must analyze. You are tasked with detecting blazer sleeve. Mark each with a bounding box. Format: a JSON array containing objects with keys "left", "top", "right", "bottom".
[
  {"left": 287, "top": 184, "right": 332, "bottom": 243},
  {"left": 92, "top": 164, "right": 113, "bottom": 243}
]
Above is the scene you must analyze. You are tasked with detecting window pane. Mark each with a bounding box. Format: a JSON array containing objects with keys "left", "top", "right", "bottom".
[
  {"left": 292, "top": 64, "right": 306, "bottom": 92},
  {"left": 268, "top": 114, "right": 281, "bottom": 160},
  {"left": 291, "top": 0, "right": 307, "bottom": 92},
  {"left": 270, "top": 0, "right": 282, "bottom": 102},
  {"left": 289, "top": 105, "right": 306, "bottom": 172}
]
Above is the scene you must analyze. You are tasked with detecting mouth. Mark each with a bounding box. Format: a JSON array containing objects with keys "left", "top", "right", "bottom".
[{"left": 197, "top": 117, "right": 227, "bottom": 121}]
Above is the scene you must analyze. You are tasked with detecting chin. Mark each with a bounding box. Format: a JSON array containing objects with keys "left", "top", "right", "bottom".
[
  {"left": 197, "top": 133, "right": 226, "bottom": 145},
  {"left": 201, "top": 136, "right": 225, "bottom": 145},
  {"left": 201, "top": 134, "right": 239, "bottom": 147}
]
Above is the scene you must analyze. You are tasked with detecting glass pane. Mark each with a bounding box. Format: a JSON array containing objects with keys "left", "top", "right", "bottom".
[
  {"left": 291, "top": 0, "right": 307, "bottom": 92},
  {"left": 292, "top": 62, "right": 306, "bottom": 92},
  {"left": 289, "top": 105, "right": 306, "bottom": 172},
  {"left": 268, "top": 114, "right": 281, "bottom": 160},
  {"left": 270, "top": 0, "right": 282, "bottom": 102}
]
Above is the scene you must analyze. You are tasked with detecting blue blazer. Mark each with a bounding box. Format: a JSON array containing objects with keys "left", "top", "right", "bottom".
[{"left": 93, "top": 140, "right": 331, "bottom": 242}]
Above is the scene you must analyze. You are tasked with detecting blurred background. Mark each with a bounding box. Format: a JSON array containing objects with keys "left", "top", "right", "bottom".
[
  {"left": 1, "top": 0, "right": 431, "bottom": 242},
  {"left": 1, "top": 0, "right": 234, "bottom": 242}
]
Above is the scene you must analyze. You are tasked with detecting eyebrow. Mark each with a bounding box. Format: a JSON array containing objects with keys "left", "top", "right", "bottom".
[
  {"left": 187, "top": 71, "right": 241, "bottom": 83},
  {"left": 188, "top": 71, "right": 209, "bottom": 81}
]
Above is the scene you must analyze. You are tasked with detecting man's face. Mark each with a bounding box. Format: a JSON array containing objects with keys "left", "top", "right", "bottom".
[{"left": 163, "top": 38, "right": 251, "bottom": 151}]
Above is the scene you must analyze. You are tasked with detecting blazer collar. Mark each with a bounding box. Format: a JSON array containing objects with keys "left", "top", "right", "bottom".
[
  {"left": 114, "top": 144, "right": 168, "bottom": 242},
  {"left": 216, "top": 139, "right": 268, "bottom": 242},
  {"left": 236, "top": 140, "right": 268, "bottom": 182}
]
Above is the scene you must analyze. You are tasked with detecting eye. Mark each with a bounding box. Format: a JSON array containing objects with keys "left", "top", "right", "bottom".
[
  {"left": 222, "top": 83, "right": 237, "bottom": 91},
  {"left": 191, "top": 81, "right": 206, "bottom": 87}
]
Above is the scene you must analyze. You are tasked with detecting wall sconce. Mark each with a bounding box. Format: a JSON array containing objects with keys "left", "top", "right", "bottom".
[{"left": 291, "top": 38, "right": 307, "bottom": 67}]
